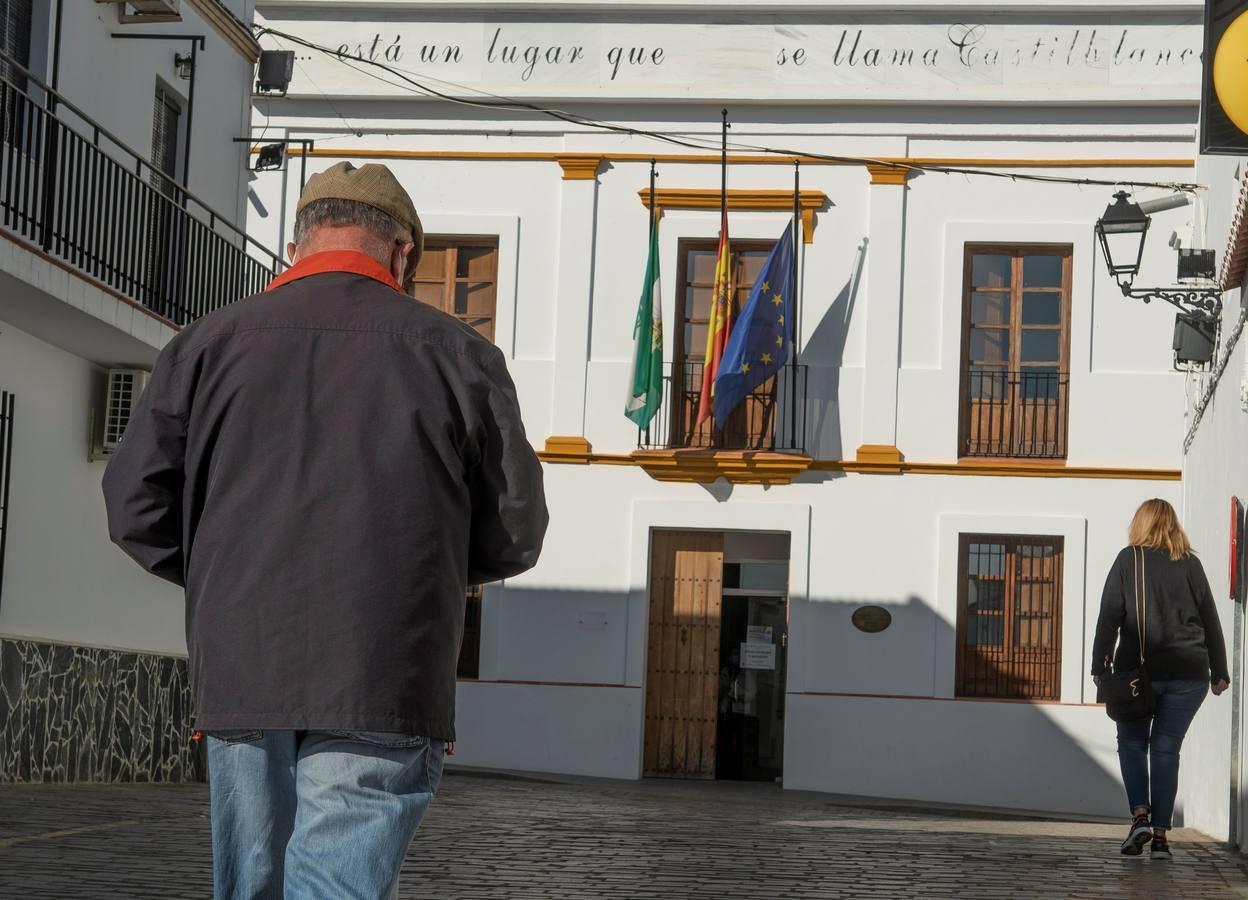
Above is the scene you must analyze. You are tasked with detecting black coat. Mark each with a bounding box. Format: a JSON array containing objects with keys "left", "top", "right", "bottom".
[
  {"left": 1091, "top": 546, "right": 1229, "bottom": 685},
  {"left": 102, "top": 266, "right": 548, "bottom": 739}
]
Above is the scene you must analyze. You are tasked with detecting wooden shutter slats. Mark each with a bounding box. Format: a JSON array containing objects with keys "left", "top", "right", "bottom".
[{"left": 645, "top": 530, "right": 723, "bottom": 779}]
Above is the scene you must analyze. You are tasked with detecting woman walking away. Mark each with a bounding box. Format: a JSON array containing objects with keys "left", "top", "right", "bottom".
[{"left": 1092, "top": 499, "right": 1230, "bottom": 860}]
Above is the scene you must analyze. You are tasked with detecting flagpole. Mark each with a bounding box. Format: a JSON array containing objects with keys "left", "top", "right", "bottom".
[
  {"left": 790, "top": 158, "right": 800, "bottom": 451},
  {"left": 720, "top": 108, "right": 728, "bottom": 225},
  {"left": 646, "top": 157, "right": 658, "bottom": 448}
]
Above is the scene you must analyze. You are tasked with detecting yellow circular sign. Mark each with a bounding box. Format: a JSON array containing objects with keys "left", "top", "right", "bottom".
[{"left": 1214, "top": 10, "right": 1248, "bottom": 135}]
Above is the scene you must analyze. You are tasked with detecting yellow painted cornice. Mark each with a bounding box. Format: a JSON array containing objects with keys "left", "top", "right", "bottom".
[
  {"left": 865, "top": 163, "right": 915, "bottom": 185},
  {"left": 186, "top": 0, "right": 262, "bottom": 63},
  {"left": 556, "top": 154, "right": 605, "bottom": 181},
  {"left": 638, "top": 188, "right": 829, "bottom": 243},
  {"left": 535, "top": 439, "right": 1181, "bottom": 482}
]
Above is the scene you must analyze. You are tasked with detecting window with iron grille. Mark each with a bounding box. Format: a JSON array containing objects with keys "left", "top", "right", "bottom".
[
  {"left": 457, "top": 585, "right": 483, "bottom": 679},
  {"left": 409, "top": 238, "right": 499, "bottom": 342},
  {"left": 0, "top": 0, "right": 32, "bottom": 147},
  {"left": 959, "top": 245, "right": 1072, "bottom": 460},
  {"left": 150, "top": 84, "right": 182, "bottom": 195},
  {"left": 0, "top": 392, "right": 13, "bottom": 612},
  {"left": 671, "top": 238, "right": 776, "bottom": 449},
  {"left": 957, "top": 535, "right": 1063, "bottom": 701}
]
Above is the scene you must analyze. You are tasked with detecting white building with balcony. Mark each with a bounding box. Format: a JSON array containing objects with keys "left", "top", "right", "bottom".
[
  {"left": 0, "top": 0, "right": 279, "bottom": 782},
  {"left": 242, "top": 0, "right": 1231, "bottom": 820}
]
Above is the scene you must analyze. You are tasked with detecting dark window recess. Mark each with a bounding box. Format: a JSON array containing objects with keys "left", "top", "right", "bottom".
[
  {"left": 0, "top": 392, "right": 14, "bottom": 612},
  {"left": 146, "top": 85, "right": 183, "bottom": 315},
  {"left": 956, "top": 534, "right": 1064, "bottom": 701},
  {"left": 0, "top": 0, "right": 32, "bottom": 146},
  {"left": 959, "top": 245, "right": 1072, "bottom": 459},
  {"left": 150, "top": 85, "right": 181, "bottom": 193},
  {"left": 457, "top": 586, "right": 483, "bottom": 679},
  {"left": 0, "top": 0, "right": 31, "bottom": 88}
]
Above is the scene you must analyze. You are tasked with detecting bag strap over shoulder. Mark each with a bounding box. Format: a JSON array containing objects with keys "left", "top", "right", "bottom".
[{"left": 1134, "top": 546, "right": 1147, "bottom": 664}]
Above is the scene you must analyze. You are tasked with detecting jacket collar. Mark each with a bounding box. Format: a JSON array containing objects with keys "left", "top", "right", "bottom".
[{"left": 266, "top": 250, "right": 402, "bottom": 293}]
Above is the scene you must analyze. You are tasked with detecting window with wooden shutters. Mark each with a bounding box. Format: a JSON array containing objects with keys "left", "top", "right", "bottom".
[
  {"left": 957, "top": 535, "right": 1063, "bottom": 701},
  {"left": 959, "top": 245, "right": 1072, "bottom": 459},
  {"left": 671, "top": 239, "right": 775, "bottom": 449},
  {"left": 409, "top": 238, "right": 499, "bottom": 342}
]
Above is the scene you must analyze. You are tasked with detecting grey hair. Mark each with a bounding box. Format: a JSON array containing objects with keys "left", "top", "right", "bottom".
[{"left": 292, "top": 197, "right": 407, "bottom": 247}]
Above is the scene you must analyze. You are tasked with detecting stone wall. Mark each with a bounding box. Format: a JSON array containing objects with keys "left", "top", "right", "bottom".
[{"left": 0, "top": 638, "right": 203, "bottom": 783}]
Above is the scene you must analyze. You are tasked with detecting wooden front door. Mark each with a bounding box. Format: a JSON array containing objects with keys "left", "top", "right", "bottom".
[{"left": 644, "top": 530, "right": 723, "bottom": 779}]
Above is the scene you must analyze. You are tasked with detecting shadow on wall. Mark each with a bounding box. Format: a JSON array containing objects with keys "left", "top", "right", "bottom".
[
  {"left": 800, "top": 239, "right": 865, "bottom": 462},
  {"left": 468, "top": 585, "right": 1141, "bottom": 820}
]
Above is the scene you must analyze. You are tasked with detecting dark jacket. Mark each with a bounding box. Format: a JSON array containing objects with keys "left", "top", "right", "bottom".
[
  {"left": 1091, "top": 546, "right": 1229, "bottom": 685},
  {"left": 102, "top": 261, "right": 548, "bottom": 740}
]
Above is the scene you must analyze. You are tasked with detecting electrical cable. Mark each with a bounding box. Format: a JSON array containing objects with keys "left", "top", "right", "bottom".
[{"left": 254, "top": 25, "right": 1205, "bottom": 194}]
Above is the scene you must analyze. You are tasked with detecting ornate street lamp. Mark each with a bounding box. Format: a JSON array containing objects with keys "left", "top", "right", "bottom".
[{"left": 1094, "top": 191, "right": 1223, "bottom": 320}]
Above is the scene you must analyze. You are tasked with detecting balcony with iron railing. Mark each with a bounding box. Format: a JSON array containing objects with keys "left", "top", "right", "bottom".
[
  {"left": 0, "top": 52, "right": 282, "bottom": 328},
  {"left": 637, "top": 359, "right": 808, "bottom": 453},
  {"left": 960, "top": 368, "right": 1069, "bottom": 460}
]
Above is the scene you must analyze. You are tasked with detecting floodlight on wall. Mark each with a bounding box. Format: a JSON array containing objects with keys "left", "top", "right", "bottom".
[
  {"left": 174, "top": 51, "right": 194, "bottom": 80},
  {"left": 255, "top": 143, "right": 285, "bottom": 171},
  {"left": 256, "top": 50, "right": 295, "bottom": 97},
  {"left": 1094, "top": 190, "right": 1224, "bottom": 321}
]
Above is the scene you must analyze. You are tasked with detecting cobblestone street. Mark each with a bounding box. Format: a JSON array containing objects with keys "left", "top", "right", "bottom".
[{"left": 1, "top": 771, "right": 1247, "bottom": 899}]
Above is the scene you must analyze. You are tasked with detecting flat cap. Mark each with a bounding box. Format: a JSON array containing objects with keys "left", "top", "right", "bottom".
[{"left": 296, "top": 161, "right": 425, "bottom": 284}]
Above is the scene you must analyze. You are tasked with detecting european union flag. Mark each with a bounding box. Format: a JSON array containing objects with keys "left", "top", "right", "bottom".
[{"left": 713, "top": 220, "right": 795, "bottom": 429}]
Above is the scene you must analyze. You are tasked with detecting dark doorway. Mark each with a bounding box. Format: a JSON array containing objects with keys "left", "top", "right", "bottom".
[{"left": 715, "top": 559, "right": 788, "bottom": 782}]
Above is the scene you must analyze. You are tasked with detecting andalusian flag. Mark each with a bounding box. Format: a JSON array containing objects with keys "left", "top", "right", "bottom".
[
  {"left": 625, "top": 219, "right": 663, "bottom": 428},
  {"left": 695, "top": 209, "right": 733, "bottom": 425}
]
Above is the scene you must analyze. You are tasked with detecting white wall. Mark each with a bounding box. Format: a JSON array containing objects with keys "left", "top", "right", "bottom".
[
  {"left": 0, "top": 322, "right": 185, "bottom": 655},
  {"left": 1178, "top": 152, "right": 1247, "bottom": 845}
]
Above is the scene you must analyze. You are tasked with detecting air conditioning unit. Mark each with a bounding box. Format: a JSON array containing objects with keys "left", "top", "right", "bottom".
[
  {"left": 89, "top": 368, "right": 150, "bottom": 460},
  {"left": 95, "top": 1, "right": 183, "bottom": 24}
]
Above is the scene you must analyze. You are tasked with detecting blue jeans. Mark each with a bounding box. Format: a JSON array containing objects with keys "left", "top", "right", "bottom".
[
  {"left": 208, "top": 730, "right": 445, "bottom": 900},
  {"left": 1115, "top": 679, "right": 1208, "bottom": 829}
]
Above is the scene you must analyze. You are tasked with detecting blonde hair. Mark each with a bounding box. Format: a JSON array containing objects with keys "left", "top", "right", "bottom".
[{"left": 1128, "top": 499, "right": 1193, "bottom": 561}]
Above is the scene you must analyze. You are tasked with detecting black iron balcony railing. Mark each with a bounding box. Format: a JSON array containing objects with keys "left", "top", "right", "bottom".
[
  {"left": 0, "top": 53, "right": 282, "bottom": 327},
  {"left": 961, "top": 369, "right": 1069, "bottom": 460},
  {"left": 638, "top": 359, "right": 808, "bottom": 453}
]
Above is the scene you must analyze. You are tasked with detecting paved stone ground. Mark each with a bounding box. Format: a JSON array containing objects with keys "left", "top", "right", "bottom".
[{"left": 1, "top": 771, "right": 1247, "bottom": 899}]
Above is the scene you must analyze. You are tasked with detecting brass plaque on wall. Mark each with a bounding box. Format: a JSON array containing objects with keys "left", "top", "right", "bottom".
[{"left": 851, "top": 605, "right": 892, "bottom": 634}]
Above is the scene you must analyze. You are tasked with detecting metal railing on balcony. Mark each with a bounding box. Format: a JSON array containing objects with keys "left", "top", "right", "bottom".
[
  {"left": 638, "top": 360, "right": 808, "bottom": 453},
  {"left": 0, "top": 52, "right": 282, "bottom": 327},
  {"left": 961, "top": 369, "right": 1069, "bottom": 460}
]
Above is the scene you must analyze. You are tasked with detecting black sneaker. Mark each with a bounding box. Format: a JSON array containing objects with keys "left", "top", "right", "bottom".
[
  {"left": 1151, "top": 835, "right": 1172, "bottom": 860},
  {"left": 1120, "top": 815, "right": 1153, "bottom": 856}
]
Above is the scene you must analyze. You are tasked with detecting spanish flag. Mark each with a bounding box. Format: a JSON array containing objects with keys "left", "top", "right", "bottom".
[{"left": 696, "top": 209, "right": 733, "bottom": 425}]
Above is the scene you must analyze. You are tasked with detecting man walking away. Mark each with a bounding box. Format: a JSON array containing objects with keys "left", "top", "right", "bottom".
[{"left": 102, "top": 162, "right": 548, "bottom": 899}]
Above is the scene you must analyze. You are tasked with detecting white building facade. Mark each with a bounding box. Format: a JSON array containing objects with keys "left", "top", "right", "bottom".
[
  {"left": 247, "top": 0, "right": 1216, "bottom": 819},
  {"left": 0, "top": 0, "right": 276, "bottom": 782}
]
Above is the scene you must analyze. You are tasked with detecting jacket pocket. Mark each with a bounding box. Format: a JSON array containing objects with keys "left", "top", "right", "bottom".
[{"left": 327, "top": 730, "right": 427, "bottom": 749}]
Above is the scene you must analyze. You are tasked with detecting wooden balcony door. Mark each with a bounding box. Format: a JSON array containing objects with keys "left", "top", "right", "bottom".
[
  {"left": 960, "top": 245, "right": 1071, "bottom": 459},
  {"left": 644, "top": 530, "right": 723, "bottom": 778},
  {"left": 672, "top": 240, "right": 776, "bottom": 449}
]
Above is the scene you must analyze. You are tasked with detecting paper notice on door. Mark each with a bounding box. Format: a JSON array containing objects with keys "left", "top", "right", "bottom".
[
  {"left": 740, "top": 642, "right": 776, "bottom": 670},
  {"left": 745, "top": 625, "right": 773, "bottom": 644}
]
